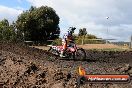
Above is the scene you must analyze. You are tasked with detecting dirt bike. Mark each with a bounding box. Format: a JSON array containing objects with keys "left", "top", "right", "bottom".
[{"left": 48, "top": 42, "right": 86, "bottom": 60}]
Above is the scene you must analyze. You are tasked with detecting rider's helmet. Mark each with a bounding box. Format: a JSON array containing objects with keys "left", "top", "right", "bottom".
[{"left": 68, "top": 27, "right": 76, "bottom": 34}]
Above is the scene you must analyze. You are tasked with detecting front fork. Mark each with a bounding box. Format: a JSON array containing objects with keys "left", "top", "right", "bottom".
[{"left": 51, "top": 47, "right": 60, "bottom": 55}]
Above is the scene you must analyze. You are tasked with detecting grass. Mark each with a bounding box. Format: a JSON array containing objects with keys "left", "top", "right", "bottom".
[
  {"left": 78, "top": 44, "right": 131, "bottom": 51},
  {"left": 31, "top": 44, "right": 132, "bottom": 52},
  {"left": 87, "top": 48, "right": 132, "bottom": 51}
]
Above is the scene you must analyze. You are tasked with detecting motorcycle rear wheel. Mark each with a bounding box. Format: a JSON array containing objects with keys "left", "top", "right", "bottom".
[
  {"left": 75, "top": 48, "right": 86, "bottom": 60},
  {"left": 48, "top": 47, "right": 59, "bottom": 55}
]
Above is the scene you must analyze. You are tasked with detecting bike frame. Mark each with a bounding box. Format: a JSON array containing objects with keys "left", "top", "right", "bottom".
[
  {"left": 49, "top": 42, "right": 86, "bottom": 59},
  {"left": 49, "top": 42, "right": 79, "bottom": 54}
]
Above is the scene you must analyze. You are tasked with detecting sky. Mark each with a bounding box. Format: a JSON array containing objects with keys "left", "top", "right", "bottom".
[{"left": 0, "top": 0, "right": 132, "bottom": 42}]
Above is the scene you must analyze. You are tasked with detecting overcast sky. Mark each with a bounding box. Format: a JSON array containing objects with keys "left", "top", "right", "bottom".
[{"left": 0, "top": 0, "right": 132, "bottom": 42}]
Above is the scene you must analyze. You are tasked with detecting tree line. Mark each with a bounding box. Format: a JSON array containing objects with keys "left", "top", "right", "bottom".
[
  {"left": 0, "top": 6, "right": 60, "bottom": 44},
  {"left": 0, "top": 5, "right": 103, "bottom": 45},
  {"left": 52, "top": 28, "right": 105, "bottom": 45}
]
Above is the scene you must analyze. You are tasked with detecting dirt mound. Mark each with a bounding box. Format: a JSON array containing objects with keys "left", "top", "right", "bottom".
[
  {"left": 0, "top": 48, "right": 69, "bottom": 87},
  {"left": 0, "top": 43, "right": 132, "bottom": 88}
]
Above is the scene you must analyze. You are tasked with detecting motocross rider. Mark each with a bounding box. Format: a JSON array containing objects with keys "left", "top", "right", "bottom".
[{"left": 60, "top": 27, "right": 76, "bottom": 57}]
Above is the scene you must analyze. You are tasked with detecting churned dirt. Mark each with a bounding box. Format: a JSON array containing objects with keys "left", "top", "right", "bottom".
[{"left": 0, "top": 43, "right": 132, "bottom": 88}]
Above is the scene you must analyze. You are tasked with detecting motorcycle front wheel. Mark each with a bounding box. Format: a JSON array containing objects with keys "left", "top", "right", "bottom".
[{"left": 48, "top": 47, "right": 59, "bottom": 56}]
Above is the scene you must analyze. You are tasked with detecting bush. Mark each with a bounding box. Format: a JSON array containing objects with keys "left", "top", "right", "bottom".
[
  {"left": 75, "top": 37, "right": 105, "bottom": 44},
  {"left": 51, "top": 38, "right": 62, "bottom": 45}
]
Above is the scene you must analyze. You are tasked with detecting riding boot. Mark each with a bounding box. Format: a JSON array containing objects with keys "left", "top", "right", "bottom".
[{"left": 60, "top": 51, "right": 66, "bottom": 57}]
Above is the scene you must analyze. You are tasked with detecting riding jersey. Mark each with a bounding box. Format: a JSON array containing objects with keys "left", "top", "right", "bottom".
[{"left": 62, "top": 31, "right": 72, "bottom": 42}]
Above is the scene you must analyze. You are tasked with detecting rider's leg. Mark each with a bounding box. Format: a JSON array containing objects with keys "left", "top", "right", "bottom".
[{"left": 60, "top": 40, "right": 67, "bottom": 57}]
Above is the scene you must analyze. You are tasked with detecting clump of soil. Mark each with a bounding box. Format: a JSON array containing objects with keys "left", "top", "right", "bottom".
[{"left": 0, "top": 43, "right": 132, "bottom": 88}]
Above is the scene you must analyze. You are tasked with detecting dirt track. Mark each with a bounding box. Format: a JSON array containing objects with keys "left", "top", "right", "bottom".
[{"left": 0, "top": 43, "right": 132, "bottom": 88}]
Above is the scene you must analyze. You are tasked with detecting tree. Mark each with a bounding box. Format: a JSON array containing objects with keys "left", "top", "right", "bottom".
[
  {"left": 78, "top": 28, "right": 87, "bottom": 44},
  {"left": 0, "top": 19, "right": 10, "bottom": 40},
  {"left": 78, "top": 28, "right": 87, "bottom": 36},
  {"left": 1, "top": 19, "right": 9, "bottom": 27},
  {"left": 16, "top": 6, "right": 60, "bottom": 43},
  {"left": 0, "top": 19, "right": 19, "bottom": 42}
]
